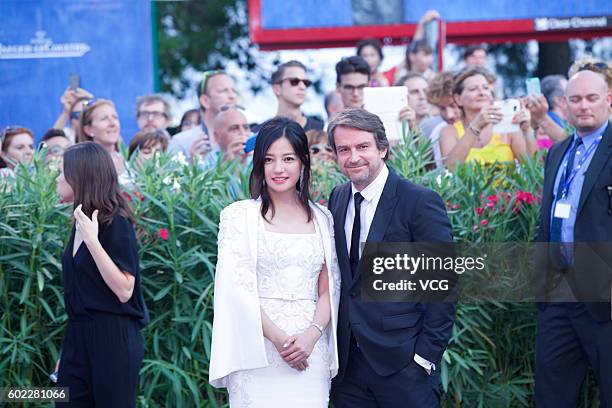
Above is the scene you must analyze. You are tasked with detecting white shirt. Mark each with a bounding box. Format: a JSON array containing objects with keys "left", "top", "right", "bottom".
[
  {"left": 344, "top": 165, "right": 389, "bottom": 257},
  {"left": 342, "top": 164, "right": 435, "bottom": 374}
]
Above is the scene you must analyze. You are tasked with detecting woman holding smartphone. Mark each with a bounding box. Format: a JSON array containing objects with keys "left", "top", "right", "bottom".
[
  {"left": 439, "top": 66, "right": 537, "bottom": 169},
  {"left": 55, "top": 142, "right": 148, "bottom": 407}
]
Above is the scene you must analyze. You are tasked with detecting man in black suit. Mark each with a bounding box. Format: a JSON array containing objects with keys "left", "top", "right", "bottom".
[
  {"left": 535, "top": 68, "right": 612, "bottom": 407},
  {"left": 327, "top": 108, "right": 456, "bottom": 407}
]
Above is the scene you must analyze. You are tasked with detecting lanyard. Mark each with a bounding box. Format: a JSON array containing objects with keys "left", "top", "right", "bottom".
[{"left": 560, "top": 135, "right": 602, "bottom": 199}]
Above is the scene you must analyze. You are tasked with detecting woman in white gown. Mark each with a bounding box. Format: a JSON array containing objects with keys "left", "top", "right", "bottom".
[{"left": 209, "top": 117, "right": 341, "bottom": 407}]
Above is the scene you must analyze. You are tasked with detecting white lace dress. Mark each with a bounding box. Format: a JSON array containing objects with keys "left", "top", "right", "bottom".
[{"left": 226, "top": 222, "right": 331, "bottom": 407}]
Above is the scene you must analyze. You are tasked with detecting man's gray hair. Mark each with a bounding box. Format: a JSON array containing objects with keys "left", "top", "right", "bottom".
[
  {"left": 135, "top": 94, "right": 171, "bottom": 118},
  {"left": 327, "top": 108, "right": 389, "bottom": 159},
  {"left": 541, "top": 75, "right": 566, "bottom": 110}
]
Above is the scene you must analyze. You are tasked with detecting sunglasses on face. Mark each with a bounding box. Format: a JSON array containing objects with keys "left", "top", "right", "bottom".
[
  {"left": 277, "top": 77, "right": 313, "bottom": 88},
  {"left": 310, "top": 144, "right": 333, "bottom": 155}
]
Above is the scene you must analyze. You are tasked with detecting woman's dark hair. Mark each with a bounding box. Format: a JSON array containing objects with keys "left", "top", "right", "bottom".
[
  {"left": 356, "top": 38, "right": 384, "bottom": 61},
  {"left": 39, "top": 128, "right": 68, "bottom": 150},
  {"left": 63, "top": 142, "right": 134, "bottom": 226},
  {"left": 128, "top": 129, "right": 170, "bottom": 158},
  {"left": 249, "top": 117, "right": 312, "bottom": 223},
  {"left": 179, "top": 108, "right": 201, "bottom": 129}
]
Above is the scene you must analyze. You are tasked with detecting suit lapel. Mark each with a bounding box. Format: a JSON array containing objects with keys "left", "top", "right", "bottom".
[
  {"left": 331, "top": 183, "right": 352, "bottom": 283},
  {"left": 352, "top": 171, "right": 399, "bottom": 283},
  {"left": 541, "top": 137, "right": 573, "bottom": 237},
  {"left": 577, "top": 123, "right": 612, "bottom": 216}
]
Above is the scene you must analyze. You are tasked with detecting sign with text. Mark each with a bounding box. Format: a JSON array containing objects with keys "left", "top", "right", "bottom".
[{"left": 248, "top": 0, "right": 612, "bottom": 49}]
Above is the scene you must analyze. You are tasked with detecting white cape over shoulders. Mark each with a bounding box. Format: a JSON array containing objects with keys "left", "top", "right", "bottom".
[{"left": 208, "top": 199, "right": 341, "bottom": 388}]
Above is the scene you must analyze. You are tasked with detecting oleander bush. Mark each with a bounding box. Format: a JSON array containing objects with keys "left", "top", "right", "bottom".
[{"left": 0, "top": 137, "right": 600, "bottom": 407}]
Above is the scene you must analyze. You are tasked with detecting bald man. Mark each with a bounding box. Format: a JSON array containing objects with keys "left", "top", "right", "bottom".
[
  {"left": 535, "top": 69, "right": 612, "bottom": 408},
  {"left": 213, "top": 106, "right": 251, "bottom": 161}
]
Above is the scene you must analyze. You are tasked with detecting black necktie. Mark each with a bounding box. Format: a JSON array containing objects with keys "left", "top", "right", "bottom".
[
  {"left": 550, "top": 138, "right": 582, "bottom": 243},
  {"left": 350, "top": 192, "right": 364, "bottom": 277}
]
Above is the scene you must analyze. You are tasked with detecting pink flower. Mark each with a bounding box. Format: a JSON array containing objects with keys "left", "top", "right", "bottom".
[
  {"left": 475, "top": 207, "right": 484, "bottom": 216},
  {"left": 134, "top": 191, "right": 145, "bottom": 202},
  {"left": 447, "top": 202, "right": 460, "bottom": 210},
  {"left": 522, "top": 192, "right": 535, "bottom": 205},
  {"left": 158, "top": 228, "right": 169, "bottom": 241},
  {"left": 123, "top": 191, "right": 132, "bottom": 202},
  {"left": 480, "top": 219, "right": 489, "bottom": 226}
]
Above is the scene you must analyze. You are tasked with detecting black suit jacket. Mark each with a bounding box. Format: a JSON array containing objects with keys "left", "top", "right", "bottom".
[
  {"left": 328, "top": 168, "right": 456, "bottom": 380},
  {"left": 536, "top": 121, "right": 612, "bottom": 321}
]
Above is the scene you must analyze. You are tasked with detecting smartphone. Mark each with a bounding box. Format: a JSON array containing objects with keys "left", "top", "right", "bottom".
[
  {"left": 526, "top": 77, "right": 541, "bottom": 96},
  {"left": 492, "top": 99, "right": 520, "bottom": 134},
  {"left": 244, "top": 134, "right": 257, "bottom": 153},
  {"left": 69, "top": 73, "right": 80, "bottom": 90},
  {"left": 423, "top": 19, "right": 441, "bottom": 71}
]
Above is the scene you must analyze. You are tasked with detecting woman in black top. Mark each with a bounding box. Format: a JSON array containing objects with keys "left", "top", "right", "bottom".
[{"left": 55, "top": 142, "right": 148, "bottom": 407}]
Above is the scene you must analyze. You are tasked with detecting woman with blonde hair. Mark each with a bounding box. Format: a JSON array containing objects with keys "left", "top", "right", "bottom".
[
  {"left": 78, "top": 99, "right": 132, "bottom": 186},
  {"left": 439, "top": 67, "right": 537, "bottom": 169}
]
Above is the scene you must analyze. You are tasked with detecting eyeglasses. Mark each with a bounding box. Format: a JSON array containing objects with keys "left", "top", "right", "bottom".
[
  {"left": 341, "top": 84, "right": 368, "bottom": 93},
  {"left": 219, "top": 104, "right": 246, "bottom": 112},
  {"left": 137, "top": 110, "right": 168, "bottom": 120},
  {"left": 310, "top": 144, "right": 333, "bottom": 155},
  {"left": 276, "top": 77, "right": 313, "bottom": 88},
  {"left": 70, "top": 111, "right": 82, "bottom": 120},
  {"left": 47, "top": 145, "right": 67, "bottom": 156},
  {"left": 200, "top": 69, "right": 225, "bottom": 95}
]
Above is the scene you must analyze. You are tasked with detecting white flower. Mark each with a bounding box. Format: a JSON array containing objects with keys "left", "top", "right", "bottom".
[{"left": 172, "top": 152, "right": 188, "bottom": 166}]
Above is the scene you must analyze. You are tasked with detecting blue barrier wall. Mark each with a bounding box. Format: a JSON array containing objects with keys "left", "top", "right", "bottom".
[
  {"left": 0, "top": 0, "right": 154, "bottom": 142},
  {"left": 261, "top": 0, "right": 612, "bottom": 29}
]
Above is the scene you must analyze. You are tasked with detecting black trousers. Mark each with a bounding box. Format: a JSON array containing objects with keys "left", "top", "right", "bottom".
[
  {"left": 536, "top": 303, "right": 612, "bottom": 408},
  {"left": 331, "top": 340, "right": 440, "bottom": 408},
  {"left": 56, "top": 313, "right": 144, "bottom": 408}
]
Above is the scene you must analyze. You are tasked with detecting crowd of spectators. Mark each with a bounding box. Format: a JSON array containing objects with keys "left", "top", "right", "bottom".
[{"left": 2, "top": 9, "right": 611, "bottom": 189}]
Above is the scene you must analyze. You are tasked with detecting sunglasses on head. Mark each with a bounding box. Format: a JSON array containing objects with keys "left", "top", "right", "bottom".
[
  {"left": 200, "top": 69, "right": 225, "bottom": 95},
  {"left": 82, "top": 98, "right": 97, "bottom": 109},
  {"left": 578, "top": 61, "right": 609, "bottom": 72},
  {"left": 310, "top": 144, "right": 333, "bottom": 155},
  {"left": 1, "top": 126, "right": 22, "bottom": 143},
  {"left": 277, "top": 77, "right": 313, "bottom": 88}
]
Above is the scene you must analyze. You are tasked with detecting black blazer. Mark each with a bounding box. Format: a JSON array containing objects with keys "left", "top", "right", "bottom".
[
  {"left": 536, "top": 121, "right": 612, "bottom": 321},
  {"left": 328, "top": 168, "right": 456, "bottom": 380}
]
